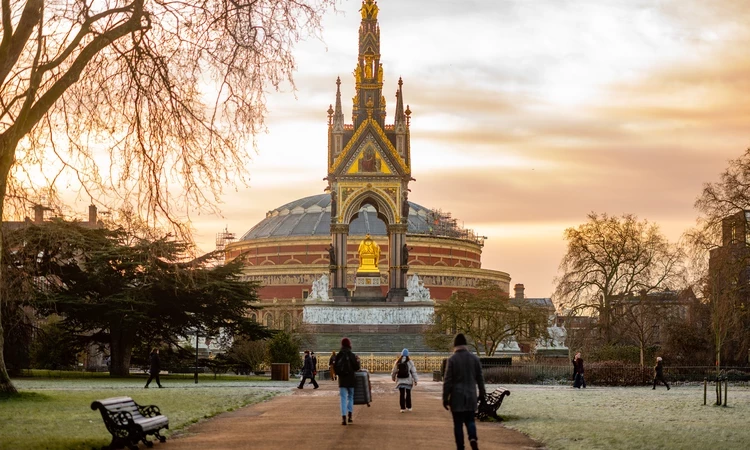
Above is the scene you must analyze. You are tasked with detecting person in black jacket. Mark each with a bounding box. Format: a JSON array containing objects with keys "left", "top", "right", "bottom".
[
  {"left": 311, "top": 351, "right": 318, "bottom": 385},
  {"left": 443, "top": 333, "right": 485, "bottom": 450},
  {"left": 297, "top": 350, "right": 319, "bottom": 389},
  {"left": 334, "top": 337, "right": 361, "bottom": 425},
  {"left": 573, "top": 352, "right": 586, "bottom": 388},
  {"left": 653, "top": 356, "right": 670, "bottom": 390},
  {"left": 144, "top": 348, "right": 163, "bottom": 388}
]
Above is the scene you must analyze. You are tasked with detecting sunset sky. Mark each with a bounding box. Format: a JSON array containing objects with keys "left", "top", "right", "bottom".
[{"left": 177, "top": 0, "right": 748, "bottom": 298}]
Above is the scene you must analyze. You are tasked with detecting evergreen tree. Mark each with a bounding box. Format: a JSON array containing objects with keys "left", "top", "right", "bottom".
[{"left": 6, "top": 221, "right": 263, "bottom": 376}]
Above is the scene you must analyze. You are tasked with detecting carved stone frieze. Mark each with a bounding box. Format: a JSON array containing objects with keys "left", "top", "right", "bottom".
[{"left": 303, "top": 304, "right": 434, "bottom": 325}]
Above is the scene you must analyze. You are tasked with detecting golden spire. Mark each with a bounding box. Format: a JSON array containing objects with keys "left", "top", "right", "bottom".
[{"left": 354, "top": 0, "right": 382, "bottom": 126}]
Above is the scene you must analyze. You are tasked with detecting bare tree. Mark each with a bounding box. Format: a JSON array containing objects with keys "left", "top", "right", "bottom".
[
  {"left": 554, "top": 213, "right": 685, "bottom": 345},
  {"left": 694, "top": 149, "right": 750, "bottom": 237},
  {"left": 617, "top": 292, "right": 673, "bottom": 368},
  {"left": 0, "top": 0, "right": 334, "bottom": 393},
  {"left": 425, "top": 282, "right": 548, "bottom": 356},
  {"left": 691, "top": 149, "right": 750, "bottom": 372}
]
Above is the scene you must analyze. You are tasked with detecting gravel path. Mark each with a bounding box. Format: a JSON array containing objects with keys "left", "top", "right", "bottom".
[{"left": 168, "top": 373, "right": 544, "bottom": 450}]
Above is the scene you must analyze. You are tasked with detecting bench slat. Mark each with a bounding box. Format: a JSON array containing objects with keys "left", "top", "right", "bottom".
[
  {"left": 94, "top": 397, "right": 135, "bottom": 406},
  {"left": 135, "top": 416, "right": 169, "bottom": 431}
]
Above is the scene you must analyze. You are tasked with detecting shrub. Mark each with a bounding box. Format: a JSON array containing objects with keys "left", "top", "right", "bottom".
[
  {"left": 266, "top": 331, "right": 302, "bottom": 372},
  {"left": 30, "top": 321, "right": 83, "bottom": 370},
  {"left": 224, "top": 338, "right": 267, "bottom": 374},
  {"left": 586, "top": 361, "right": 650, "bottom": 386},
  {"left": 589, "top": 345, "right": 654, "bottom": 364},
  {"left": 483, "top": 365, "right": 572, "bottom": 384},
  {"left": 723, "top": 369, "right": 750, "bottom": 382}
]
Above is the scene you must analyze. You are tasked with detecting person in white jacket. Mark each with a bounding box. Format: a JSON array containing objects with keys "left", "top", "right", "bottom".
[{"left": 391, "top": 348, "right": 419, "bottom": 412}]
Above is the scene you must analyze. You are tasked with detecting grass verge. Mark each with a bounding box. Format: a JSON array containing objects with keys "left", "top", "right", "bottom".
[
  {"left": 1, "top": 378, "right": 288, "bottom": 449},
  {"left": 495, "top": 384, "right": 750, "bottom": 450}
]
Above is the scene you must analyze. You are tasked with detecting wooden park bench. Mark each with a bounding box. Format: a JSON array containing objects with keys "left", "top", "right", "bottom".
[
  {"left": 476, "top": 387, "right": 511, "bottom": 422},
  {"left": 91, "top": 396, "right": 169, "bottom": 449}
]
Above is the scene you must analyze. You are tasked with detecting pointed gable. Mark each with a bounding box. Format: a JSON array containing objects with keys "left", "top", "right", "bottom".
[
  {"left": 344, "top": 134, "right": 394, "bottom": 175},
  {"left": 331, "top": 118, "right": 408, "bottom": 176}
]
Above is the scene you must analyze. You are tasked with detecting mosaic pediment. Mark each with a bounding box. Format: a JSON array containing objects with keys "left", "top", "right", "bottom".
[{"left": 343, "top": 135, "right": 396, "bottom": 175}]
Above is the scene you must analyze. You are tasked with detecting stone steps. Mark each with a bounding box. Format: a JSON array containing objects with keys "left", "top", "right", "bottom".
[{"left": 311, "top": 333, "right": 434, "bottom": 353}]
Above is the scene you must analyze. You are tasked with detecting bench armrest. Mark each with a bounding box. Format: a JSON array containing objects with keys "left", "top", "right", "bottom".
[
  {"left": 111, "top": 411, "right": 134, "bottom": 427},
  {"left": 138, "top": 404, "right": 162, "bottom": 418}
]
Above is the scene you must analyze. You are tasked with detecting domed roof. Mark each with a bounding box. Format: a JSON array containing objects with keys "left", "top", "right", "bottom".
[{"left": 240, "top": 194, "right": 436, "bottom": 241}]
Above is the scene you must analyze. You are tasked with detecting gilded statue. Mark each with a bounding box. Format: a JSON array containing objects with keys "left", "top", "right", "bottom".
[
  {"left": 378, "top": 64, "right": 383, "bottom": 83},
  {"left": 360, "top": 0, "right": 379, "bottom": 19},
  {"left": 357, "top": 233, "right": 380, "bottom": 273},
  {"left": 353, "top": 66, "right": 361, "bottom": 85},
  {"left": 365, "top": 60, "right": 373, "bottom": 79}
]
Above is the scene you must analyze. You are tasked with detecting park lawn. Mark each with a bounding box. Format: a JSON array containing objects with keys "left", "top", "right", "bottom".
[
  {"left": 496, "top": 384, "right": 750, "bottom": 450},
  {"left": 1, "top": 378, "right": 290, "bottom": 450}
]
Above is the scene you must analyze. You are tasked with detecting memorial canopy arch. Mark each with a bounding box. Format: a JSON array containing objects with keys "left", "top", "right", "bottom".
[{"left": 326, "top": 1, "right": 412, "bottom": 302}]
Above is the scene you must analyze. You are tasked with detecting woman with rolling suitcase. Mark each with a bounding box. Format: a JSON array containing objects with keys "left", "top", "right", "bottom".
[{"left": 334, "top": 337, "right": 361, "bottom": 425}]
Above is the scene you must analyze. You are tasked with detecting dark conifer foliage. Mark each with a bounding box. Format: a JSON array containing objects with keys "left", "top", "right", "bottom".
[{"left": 5, "top": 221, "right": 264, "bottom": 376}]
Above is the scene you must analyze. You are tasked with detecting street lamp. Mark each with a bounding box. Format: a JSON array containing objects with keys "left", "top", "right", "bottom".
[{"left": 194, "top": 328, "right": 199, "bottom": 384}]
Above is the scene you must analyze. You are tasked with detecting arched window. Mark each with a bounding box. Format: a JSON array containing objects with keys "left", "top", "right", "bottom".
[
  {"left": 283, "top": 313, "right": 292, "bottom": 332},
  {"left": 250, "top": 313, "right": 257, "bottom": 323},
  {"left": 265, "top": 313, "right": 274, "bottom": 328}
]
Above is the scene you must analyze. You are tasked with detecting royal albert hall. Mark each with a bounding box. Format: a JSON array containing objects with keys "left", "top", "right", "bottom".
[{"left": 223, "top": 0, "right": 511, "bottom": 352}]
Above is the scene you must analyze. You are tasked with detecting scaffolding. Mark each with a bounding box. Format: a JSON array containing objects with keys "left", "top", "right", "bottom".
[
  {"left": 425, "top": 209, "right": 486, "bottom": 246},
  {"left": 215, "top": 227, "right": 236, "bottom": 264}
]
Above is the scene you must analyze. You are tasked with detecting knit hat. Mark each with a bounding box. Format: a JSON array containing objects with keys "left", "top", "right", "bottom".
[
  {"left": 401, "top": 348, "right": 409, "bottom": 357},
  {"left": 341, "top": 337, "right": 352, "bottom": 348},
  {"left": 657, "top": 356, "right": 662, "bottom": 362},
  {"left": 453, "top": 333, "right": 467, "bottom": 347}
]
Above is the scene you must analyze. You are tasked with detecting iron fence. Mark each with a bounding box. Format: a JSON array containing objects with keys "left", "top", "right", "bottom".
[
  {"left": 482, "top": 364, "right": 750, "bottom": 386},
  {"left": 315, "top": 354, "right": 447, "bottom": 373}
]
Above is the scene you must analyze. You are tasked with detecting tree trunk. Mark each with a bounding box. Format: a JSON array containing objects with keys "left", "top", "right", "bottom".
[
  {"left": 601, "top": 301, "right": 612, "bottom": 344},
  {"left": 0, "top": 135, "right": 18, "bottom": 394},
  {"left": 639, "top": 343, "right": 645, "bottom": 369},
  {"left": 0, "top": 324, "right": 16, "bottom": 394},
  {"left": 109, "top": 322, "right": 136, "bottom": 377},
  {"left": 715, "top": 333, "right": 722, "bottom": 379}
]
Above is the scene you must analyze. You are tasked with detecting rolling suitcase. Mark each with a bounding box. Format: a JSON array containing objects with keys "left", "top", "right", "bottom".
[{"left": 353, "top": 369, "right": 372, "bottom": 407}]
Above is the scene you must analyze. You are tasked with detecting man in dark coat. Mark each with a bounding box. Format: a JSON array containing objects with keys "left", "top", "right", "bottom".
[
  {"left": 144, "top": 348, "right": 163, "bottom": 388},
  {"left": 310, "top": 351, "right": 318, "bottom": 385},
  {"left": 573, "top": 352, "right": 586, "bottom": 388},
  {"left": 653, "top": 356, "right": 670, "bottom": 390},
  {"left": 334, "top": 337, "right": 361, "bottom": 425},
  {"left": 297, "top": 350, "right": 319, "bottom": 389},
  {"left": 443, "top": 333, "right": 485, "bottom": 450}
]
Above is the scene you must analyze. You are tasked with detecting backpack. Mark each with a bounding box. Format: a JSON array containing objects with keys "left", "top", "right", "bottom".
[
  {"left": 397, "top": 359, "right": 409, "bottom": 378},
  {"left": 336, "top": 352, "right": 354, "bottom": 377}
]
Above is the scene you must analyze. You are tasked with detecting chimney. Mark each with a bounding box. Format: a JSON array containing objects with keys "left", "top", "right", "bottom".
[
  {"left": 88, "top": 204, "right": 97, "bottom": 224},
  {"left": 33, "top": 204, "right": 44, "bottom": 224},
  {"left": 514, "top": 284, "right": 525, "bottom": 300}
]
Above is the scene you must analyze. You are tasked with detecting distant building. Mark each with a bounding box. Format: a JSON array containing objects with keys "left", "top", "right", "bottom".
[
  {"left": 612, "top": 289, "right": 698, "bottom": 346},
  {"left": 708, "top": 210, "right": 750, "bottom": 364},
  {"left": 2, "top": 203, "right": 102, "bottom": 232}
]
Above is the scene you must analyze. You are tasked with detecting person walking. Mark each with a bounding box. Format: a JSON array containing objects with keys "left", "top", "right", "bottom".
[
  {"left": 443, "top": 333, "right": 486, "bottom": 450},
  {"left": 310, "top": 351, "right": 318, "bottom": 385},
  {"left": 144, "top": 348, "right": 163, "bottom": 389},
  {"left": 653, "top": 356, "right": 670, "bottom": 390},
  {"left": 328, "top": 351, "right": 337, "bottom": 381},
  {"left": 391, "top": 348, "right": 418, "bottom": 412},
  {"left": 297, "top": 350, "right": 319, "bottom": 389},
  {"left": 334, "top": 337, "right": 361, "bottom": 425},
  {"left": 573, "top": 352, "right": 586, "bottom": 389}
]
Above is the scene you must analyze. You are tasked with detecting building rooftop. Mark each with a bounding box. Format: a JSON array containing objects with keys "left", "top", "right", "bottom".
[{"left": 239, "top": 194, "right": 484, "bottom": 244}]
